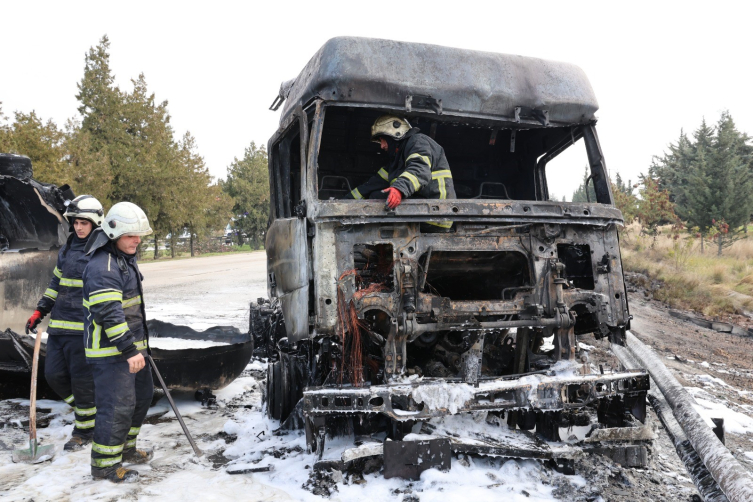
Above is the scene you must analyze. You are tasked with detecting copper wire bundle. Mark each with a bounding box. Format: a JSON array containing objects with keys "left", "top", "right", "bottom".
[
  {"left": 335, "top": 246, "right": 394, "bottom": 387},
  {"left": 335, "top": 270, "right": 390, "bottom": 387},
  {"left": 336, "top": 270, "right": 362, "bottom": 386}
]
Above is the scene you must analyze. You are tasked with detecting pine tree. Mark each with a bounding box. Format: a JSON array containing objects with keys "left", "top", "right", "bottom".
[
  {"left": 172, "top": 132, "right": 232, "bottom": 256},
  {"left": 649, "top": 128, "right": 695, "bottom": 212},
  {"left": 611, "top": 173, "right": 638, "bottom": 224},
  {"left": 709, "top": 112, "right": 753, "bottom": 230},
  {"left": 683, "top": 139, "right": 713, "bottom": 235},
  {"left": 63, "top": 118, "right": 113, "bottom": 204},
  {"left": 221, "top": 142, "right": 270, "bottom": 247},
  {"left": 683, "top": 114, "right": 752, "bottom": 251},
  {"left": 76, "top": 35, "right": 124, "bottom": 153},
  {"left": 571, "top": 166, "right": 597, "bottom": 203},
  {"left": 636, "top": 175, "right": 678, "bottom": 246}
]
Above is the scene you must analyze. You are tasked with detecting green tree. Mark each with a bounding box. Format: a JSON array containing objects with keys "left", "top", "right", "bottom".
[
  {"left": 76, "top": 35, "right": 124, "bottom": 154},
  {"left": 636, "top": 176, "right": 678, "bottom": 246},
  {"left": 571, "top": 166, "right": 597, "bottom": 203},
  {"left": 610, "top": 174, "right": 638, "bottom": 225},
  {"left": 613, "top": 172, "right": 632, "bottom": 196},
  {"left": 650, "top": 112, "right": 753, "bottom": 249},
  {"left": 4, "top": 36, "right": 236, "bottom": 262},
  {"left": 0, "top": 110, "right": 67, "bottom": 183},
  {"left": 221, "top": 142, "right": 270, "bottom": 247},
  {"left": 649, "top": 128, "right": 695, "bottom": 210},
  {"left": 63, "top": 118, "right": 113, "bottom": 204},
  {"left": 72, "top": 35, "right": 234, "bottom": 258},
  {"left": 171, "top": 132, "right": 232, "bottom": 256},
  {"left": 708, "top": 112, "right": 753, "bottom": 230}
]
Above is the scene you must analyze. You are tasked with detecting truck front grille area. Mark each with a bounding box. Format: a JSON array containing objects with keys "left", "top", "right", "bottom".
[{"left": 422, "top": 251, "right": 531, "bottom": 300}]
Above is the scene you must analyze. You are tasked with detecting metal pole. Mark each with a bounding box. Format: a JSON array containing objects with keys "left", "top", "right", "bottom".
[
  {"left": 148, "top": 355, "right": 203, "bottom": 457},
  {"left": 622, "top": 331, "right": 753, "bottom": 502}
]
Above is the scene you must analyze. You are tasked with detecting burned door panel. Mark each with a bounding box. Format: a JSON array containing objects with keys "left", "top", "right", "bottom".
[{"left": 265, "top": 218, "right": 309, "bottom": 341}]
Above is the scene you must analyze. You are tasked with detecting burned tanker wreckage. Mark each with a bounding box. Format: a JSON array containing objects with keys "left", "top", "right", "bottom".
[
  {"left": 253, "top": 37, "right": 650, "bottom": 476},
  {"left": 0, "top": 153, "right": 74, "bottom": 325},
  {"left": 0, "top": 153, "right": 253, "bottom": 399}
]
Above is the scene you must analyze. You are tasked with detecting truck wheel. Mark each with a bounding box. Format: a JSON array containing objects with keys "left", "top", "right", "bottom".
[
  {"left": 265, "top": 350, "right": 305, "bottom": 423},
  {"left": 266, "top": 359, "right": 283, "bottom": 420}
]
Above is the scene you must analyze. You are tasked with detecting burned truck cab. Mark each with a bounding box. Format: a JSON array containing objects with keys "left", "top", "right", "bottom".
[{"left": 259, "top": 37, "right": 647, "bottom": 459}]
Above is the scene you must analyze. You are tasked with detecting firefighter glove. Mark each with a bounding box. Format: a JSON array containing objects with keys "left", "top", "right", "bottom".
[
  {"left": 26, "top": 310, "right": 43, "bottom": 334},
  {"left": 382, "top": 187, "right": 403, "bottom": 209}
]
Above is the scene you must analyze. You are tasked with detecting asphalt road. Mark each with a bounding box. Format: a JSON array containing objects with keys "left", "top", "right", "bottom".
[{"left": 139, "top": 251, "right": 267, "bottom": 331}]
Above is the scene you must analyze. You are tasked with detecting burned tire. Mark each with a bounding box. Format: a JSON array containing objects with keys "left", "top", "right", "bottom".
[
  {"left": 265, "top": 351, "right": 304, "bottom": 423},
  {"left": 265, "top": 362, "right": 282, "bottom": 420}
]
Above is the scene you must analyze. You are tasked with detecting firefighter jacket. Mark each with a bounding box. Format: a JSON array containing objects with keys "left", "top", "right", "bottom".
[
  {"left": 36, "top": 234, "right": 92, "bottom": 336},
  {"left": 82, "top": 230, "right": 148, "bottom": 364},
  {"left": 345, "top": 128, "right": 456, "bottom": 229}
]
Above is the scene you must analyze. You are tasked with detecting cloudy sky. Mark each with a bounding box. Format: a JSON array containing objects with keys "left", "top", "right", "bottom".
[{"left": 1, "top": 1, "right": 750, "bottom": 199}]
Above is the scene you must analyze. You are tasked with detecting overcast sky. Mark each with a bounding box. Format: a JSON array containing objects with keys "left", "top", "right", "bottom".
[{"left": 2, "top": 1, "right": 750, "bottom": 200}]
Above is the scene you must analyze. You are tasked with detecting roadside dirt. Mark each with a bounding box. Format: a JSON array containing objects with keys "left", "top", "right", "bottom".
[{"left": 628, "top": 293, "right": 753, "bottom": 393}]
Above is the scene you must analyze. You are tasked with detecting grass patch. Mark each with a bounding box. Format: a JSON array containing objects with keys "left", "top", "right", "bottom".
[{"left": 622, "top": 224, "right": 753, "bottom": 317}]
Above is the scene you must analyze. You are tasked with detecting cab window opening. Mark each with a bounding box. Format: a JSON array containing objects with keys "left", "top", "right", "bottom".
[{"left": 315, "top": 106, "right": 611, "bottom": 204}]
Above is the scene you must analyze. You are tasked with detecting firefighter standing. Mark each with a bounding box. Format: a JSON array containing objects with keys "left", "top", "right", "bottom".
[
  {"left": 25, "top": 195, "right": 104, "bottom": 451},
  {"left": 345, "top": 115, "right": 456, "bottom": 230},
  {"left": 82, "top": 201, "right": 154, "bottom": 483}
]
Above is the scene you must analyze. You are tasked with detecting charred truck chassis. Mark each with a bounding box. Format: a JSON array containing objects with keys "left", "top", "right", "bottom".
[{"left": 256, "top": 37, "right": 650, "bottom": 469}]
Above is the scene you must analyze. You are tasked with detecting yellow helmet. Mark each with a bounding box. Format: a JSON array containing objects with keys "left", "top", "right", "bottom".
[{"left": 370, "top": 115, "right": 411, "bottom": 143}]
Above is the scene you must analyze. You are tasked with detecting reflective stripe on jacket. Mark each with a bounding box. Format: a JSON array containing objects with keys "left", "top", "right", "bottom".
[
  {"left": 36, "top": 235, "right": 91, "bottom": 336},
  {"left": 83, "top": 240, "right": 148, "bottom": 363}
]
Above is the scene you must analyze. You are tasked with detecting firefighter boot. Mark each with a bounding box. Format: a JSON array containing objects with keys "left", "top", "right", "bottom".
[
  {"left": 92, "top": 466, "right": 139, "bottom": 483},
  {"left": 64, "top": 435, "right": 92, "bottom": 452},
  {"left": 122, "top": 447, "right": 154, "bottom": 465}
]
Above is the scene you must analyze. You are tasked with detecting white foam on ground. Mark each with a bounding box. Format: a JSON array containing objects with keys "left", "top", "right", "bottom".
[
  {"left": 148, "top": 337, "right": 229, "bottom": 350},
  {"left": 412, "top": 381, "right": 475, "bottom": 415},
  {"left": 686, "top": 387, "right": 753, "bottom": 435}
]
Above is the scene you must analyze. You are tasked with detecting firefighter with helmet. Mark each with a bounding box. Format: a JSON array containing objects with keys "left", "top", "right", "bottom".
[
  {"left": 344, "top": 115, "right": 456, "bottom": 231},
  {"left": 25, "top": 195, "right": 104, "bottom": 451},
  {"left": 82, "top": 201, "right": 154, "bottom": 483}
]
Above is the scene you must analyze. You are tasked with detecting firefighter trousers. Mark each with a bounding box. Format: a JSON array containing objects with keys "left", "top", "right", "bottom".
[
  {"left": 44, "top": 335, "right": 97, "bottom": 438},
  {"left": 90, "top": 360, "right": 153, "bottom": 473}
]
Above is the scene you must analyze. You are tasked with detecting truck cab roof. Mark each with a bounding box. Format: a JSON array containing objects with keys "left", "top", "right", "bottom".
[{"left": 275, "top": 36, "right": 599, "bottom": 127}]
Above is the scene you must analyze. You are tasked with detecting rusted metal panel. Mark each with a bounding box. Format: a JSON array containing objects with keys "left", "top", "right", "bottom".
[
  {"left": 383, "top": 439, "right": 451, "bottom": 480},
  {"left": 311, "top": 199, "right": 624, "bottom": 225}
]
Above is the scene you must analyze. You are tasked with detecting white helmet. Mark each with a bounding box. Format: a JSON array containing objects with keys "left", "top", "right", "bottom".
[
  {"left": 64, "top": 195, "right": 104, "bottom": 227},
  {"left": 371, "top": 115, "right": 412, "bottom": 143},
  {"left": 104, "top": 202, "right": 153, "bottom": 240}
]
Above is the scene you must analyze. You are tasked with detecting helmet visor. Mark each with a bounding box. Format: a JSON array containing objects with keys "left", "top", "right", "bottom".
[{"left": 64, "top": 200, "right": 104, "bottom": 217}]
